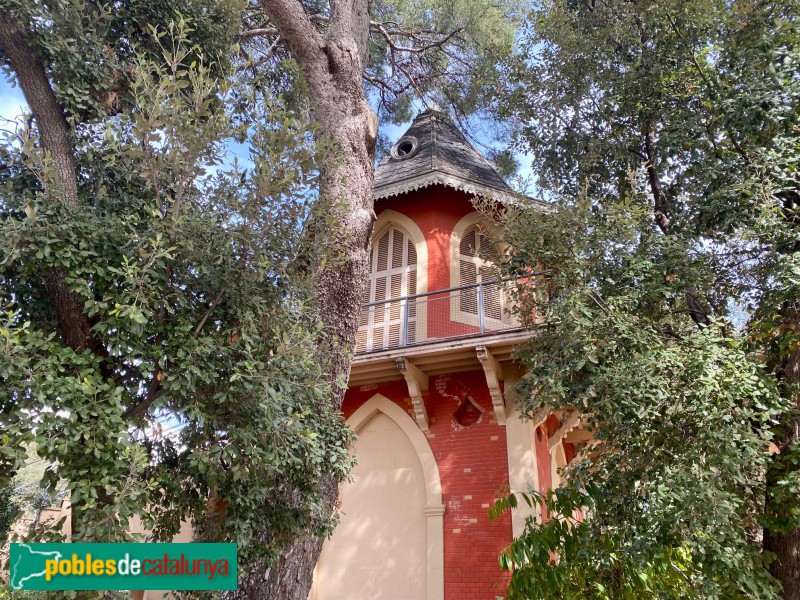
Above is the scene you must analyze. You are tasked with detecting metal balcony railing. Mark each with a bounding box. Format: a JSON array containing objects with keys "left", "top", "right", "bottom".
[{"left": 355, "top": 279, "right": 527, "bottom": 354}]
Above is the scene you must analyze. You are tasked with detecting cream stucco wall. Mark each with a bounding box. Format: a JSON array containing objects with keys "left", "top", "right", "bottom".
[
  {"left": 503, "top": 374, "right": 541, "bottom": 537},
  {"left": 312, "top": 394, "right": 444, "bottom": 600},
  {"left": 314, "top": 412, "right": 426, "bottom": 600}
]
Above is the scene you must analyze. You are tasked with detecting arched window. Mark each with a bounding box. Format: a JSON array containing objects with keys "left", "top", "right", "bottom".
[
  {"left": 458, "top": 225, "right": 502, "bottom": 321},
  {"left": 357, "top": 226, "right": 418, "bottom": 351}
]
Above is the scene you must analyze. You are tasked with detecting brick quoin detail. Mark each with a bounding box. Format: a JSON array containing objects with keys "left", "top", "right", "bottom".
[{"left": 344, "top": 369, "right": 513, "bottom": 600}]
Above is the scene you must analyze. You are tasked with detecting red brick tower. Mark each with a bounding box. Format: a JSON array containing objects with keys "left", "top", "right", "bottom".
[{"left": 310, "top": 111, "right": 585, "bottom": 600}]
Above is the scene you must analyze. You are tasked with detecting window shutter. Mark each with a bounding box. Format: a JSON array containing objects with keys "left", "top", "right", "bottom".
[
  {"left": 358, "top": 225, "right": 419, "bottom": 351},
  {"left": 460, "top": 259, "right": 478, "bottom": 314},
  {"left": 391, "top": 229, "right": 405, "bottom": 269},
  {"left": 481, "top": 265, "right": 502, "bottom": 321},
  {"left": 407, "top": 266, "right": 417, "bottom": 342},
  {"left": 460, "top": 228, "right": 476, "bottom": 257},
  {"left": 459, "top": 225, "right": 503, "bottom": 321},
  {"left": 374, "top": 275, "right": 387, "bottom": 325},
  {"left": 376, "top": 231, "right": 390, "bottom": 271},
  {"left": 479, "top": 231, "right": 497, "bottom": 262}
]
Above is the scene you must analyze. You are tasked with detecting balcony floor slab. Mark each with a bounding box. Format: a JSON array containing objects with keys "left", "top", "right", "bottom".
[{"left": 349, "top": 328, "right": 534, "bottom": 386}]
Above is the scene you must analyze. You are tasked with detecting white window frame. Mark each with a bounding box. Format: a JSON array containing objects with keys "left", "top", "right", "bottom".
[
  {"left": 357, "top": 213, "right": 427, "bottom": 351},
  {"left": 449, "top": 213, "right": 511, "bottom": 330}
]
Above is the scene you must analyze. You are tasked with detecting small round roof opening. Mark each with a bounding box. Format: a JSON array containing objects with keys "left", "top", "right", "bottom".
[{"left": 391, "top": 136, "right": 419, "bottom": 160}]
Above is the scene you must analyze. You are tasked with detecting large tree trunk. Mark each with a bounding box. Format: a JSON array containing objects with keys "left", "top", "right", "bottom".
[
  {"left": 0, "top": 17, "right": 102, "bottom": 354},
  {"left": 765, "top": 452, "right": 800, "bottom": 600},
  {"left": 0, "top": 18, "right": 78, "bottom": 206},
  {"left": 0, "top": 15, "right": 107, "bottom": 539},
  {"left": 765, "top": 304, "right": 800, "bottom": 600},
  {"left": 230, "top": 0, "right": 377, "bottom": 597}
]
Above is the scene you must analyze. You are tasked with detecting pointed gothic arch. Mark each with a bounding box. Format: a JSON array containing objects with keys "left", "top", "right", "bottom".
[
  {"left": 349, "top": 395, "right": 445, "bottom": 600},
  {"left": 348, "top": 394, "right": 442, "bottom": 507},
  {"left": 312, "top": 394, "right": 444, "bottom": 600}
]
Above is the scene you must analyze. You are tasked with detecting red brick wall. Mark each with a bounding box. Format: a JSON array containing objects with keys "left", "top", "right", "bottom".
[
  {"left": 356, "top": 186, "right": 554, "bottom": 596},
  {"left": 376, "top": 188, "right": 488, "bottom": 340},
  {"left": 376, "top": 186, "right": 474, "bottom": 293},
  {"left": 344, "top": 369, "right": 512, "bottom": 600}
]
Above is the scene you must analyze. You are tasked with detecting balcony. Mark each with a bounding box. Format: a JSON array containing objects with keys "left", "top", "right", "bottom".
[
  {"left": 351, "top": 277, "right": 542, "bottom": 429},
  {"left": 355, "top": 278, "right": 526, "bottom": 354}
]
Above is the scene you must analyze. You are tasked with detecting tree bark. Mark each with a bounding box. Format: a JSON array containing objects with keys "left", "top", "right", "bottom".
[
  {"left": 642, "top": 124, "right": 711, "bottom": 327},
  {"left": 0, "top": 16, "right": 98, "bottom": 352},
  {"left": 0, "top": 17, "right": 78, "bottom": 205},
  {"left": 0, "top": 16, "right": 105, "bottom": 539},
  {"left": 765, "top": 304, "right": 800, "bottom": 600},
  {"left": 765, "top": 420, "right": 800, "bottom": 600},
  {"left": 229, "top": 0, "right": 378, "bottom": 598}
]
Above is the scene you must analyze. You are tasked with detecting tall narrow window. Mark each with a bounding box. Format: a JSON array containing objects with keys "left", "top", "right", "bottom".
[
  {"left": 356, "top": 226, "right": 418, "bottom": 351},
  {"left": 458, "top": 225, "right": 501, "bottom": 320}
]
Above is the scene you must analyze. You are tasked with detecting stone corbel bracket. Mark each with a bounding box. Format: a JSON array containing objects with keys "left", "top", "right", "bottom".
[
  {"left": 548, "top": 412, "right": 582, "bottom": 450},
  {"left": 476, "top": 345, "right": 506, "bottom": 425},
  {"left": 396, "top": 357, "right": 430, "bottom": 431},
  {"left": 530, "top": 404, "right": 554, "bottom": 431}
]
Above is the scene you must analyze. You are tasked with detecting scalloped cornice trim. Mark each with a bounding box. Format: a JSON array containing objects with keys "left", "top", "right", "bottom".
[{"left": 373, "top": 172, "right": 550, "bottom": 210}]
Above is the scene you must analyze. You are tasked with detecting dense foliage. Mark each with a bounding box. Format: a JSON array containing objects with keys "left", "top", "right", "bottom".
[
  {"left": 1, "top": 0, "right": 525, "bottom": 594},
  {"left": 495, "top": 195, "right": 788, "bottom": 598},
  {"left": 236, "top": 0, "right": 523, "bottom": 152},
  {"left": 364, "top": 0, "right": 522, "bottom": 121},
  {"left": 0, "top": 6, "right": 353, "bottom": 565},
  {"left": 0, "top": 484, "right": 18, "bottom": 540},
  {"left": 492, "top": 0, "right": 800, "bottom": 598}
]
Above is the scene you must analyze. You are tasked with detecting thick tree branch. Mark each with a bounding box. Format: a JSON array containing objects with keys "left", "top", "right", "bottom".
[
  {"left": 237, "top": 27, "right": 279, "bottom": 41},
  {"left": 123, "top": 367, "right": 164, "bottom": 420},
  {"left": 371, "top": 20, "right": 465, "bottom": 55},
  {"left": 643, "top": 124, "right": 711, "bottom": 326},
  {"left": 0, "top": 16, "right": 108, "bottom": 354},
  {"left": 0, "top": 16, "right": 78, "bottom": 204},
  {"left": 643, "top": 125, "right": 671, "bottom": 235},
  {"left": 237, "top": 35, "right": 284, "bottom": 72},
  {"left": 259, "top": 0, "right": 326, "bottom": 72}
]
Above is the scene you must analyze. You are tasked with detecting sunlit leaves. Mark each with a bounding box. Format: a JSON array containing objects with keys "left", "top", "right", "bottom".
[
  {"left": 493, "top": 2, "right": 800, "bottom": 595},
  {"left": 0, "top": 14, "right": 352, "bottom": 566}
]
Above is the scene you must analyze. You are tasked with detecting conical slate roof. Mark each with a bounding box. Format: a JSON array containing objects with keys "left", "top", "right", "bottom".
[{"left": 374, "top": 110, "right": 517, "bottom": 202}]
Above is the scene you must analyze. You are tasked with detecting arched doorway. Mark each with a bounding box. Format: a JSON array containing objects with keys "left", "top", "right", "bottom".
[{"left": 312, "top": 395, "right": 444, "bottom": 600}]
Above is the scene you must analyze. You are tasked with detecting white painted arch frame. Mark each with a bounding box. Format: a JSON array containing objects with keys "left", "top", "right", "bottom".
[
  {"left": 348, "top": 394, "right": 445, "bottom": 600},
  {"left": 551, "top": 440, "right": 567, "bottom": 489},
  {"left": 371, "top": 209, "right": 429, "bottom": 345},
  {"left": 449, "top": 212, "right": 510, "bottom": 328}
]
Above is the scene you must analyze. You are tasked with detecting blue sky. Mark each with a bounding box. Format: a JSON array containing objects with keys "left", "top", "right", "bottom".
[
  {"left": 0, "top": 76, "right": 409, "bottom": 164},
  {"left": 0, "top": 78, "right": 27, "bottom": 122},
  {"left": 0, "top": 76, "right": 533, "bottom": 191}
]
